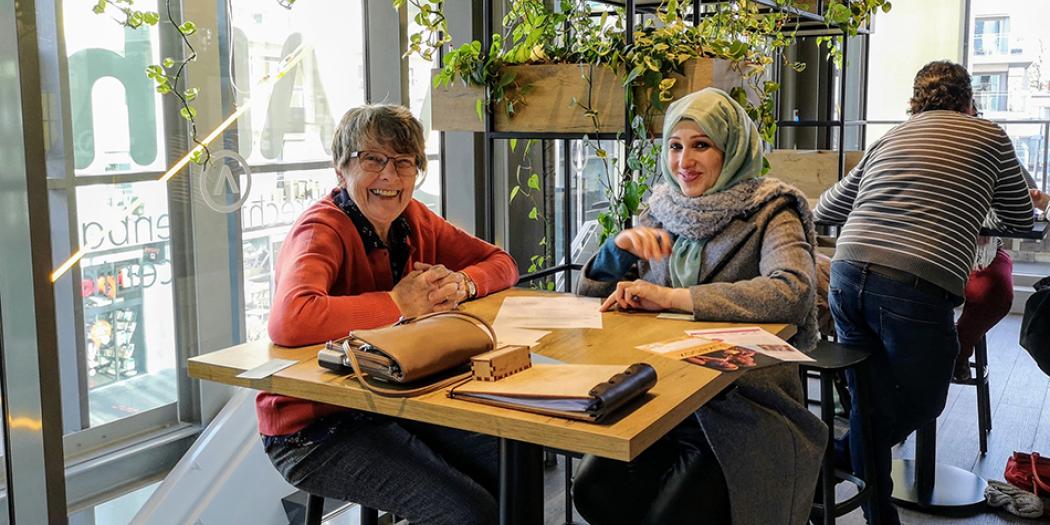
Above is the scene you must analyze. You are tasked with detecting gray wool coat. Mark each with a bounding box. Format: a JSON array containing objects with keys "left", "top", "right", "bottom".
[{"left": 578, "top": 178, "right": 827, "bottom": 525}]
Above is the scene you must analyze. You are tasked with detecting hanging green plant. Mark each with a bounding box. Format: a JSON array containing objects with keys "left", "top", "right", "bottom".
[
  {"left": 393, "top": 0, "right": 452, "bottom": 62},
  {"left": 818, "top": 0, "right": 892, "bottom": 63},
  {"left": 408, "top": 0, "right": 888, "bottom": 240}
]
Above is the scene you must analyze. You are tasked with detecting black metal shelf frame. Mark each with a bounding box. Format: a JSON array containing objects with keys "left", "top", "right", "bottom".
[{"left": 476, "top": 0, "right": 865, "bottom": 290}]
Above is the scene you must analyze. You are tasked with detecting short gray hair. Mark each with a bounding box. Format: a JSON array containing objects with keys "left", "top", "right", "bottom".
[{"left": 331, "top": 104, "right": 427, "bottom": 175}]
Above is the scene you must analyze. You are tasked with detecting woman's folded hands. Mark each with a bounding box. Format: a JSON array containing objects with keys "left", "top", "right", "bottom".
[{"left": 390, "top": 263, "right": 468, "bottom": 317}]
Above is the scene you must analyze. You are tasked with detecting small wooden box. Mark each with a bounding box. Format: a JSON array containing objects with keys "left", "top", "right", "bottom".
[{"left": 472, "top": 345, "right": 532, "bottom": 381}]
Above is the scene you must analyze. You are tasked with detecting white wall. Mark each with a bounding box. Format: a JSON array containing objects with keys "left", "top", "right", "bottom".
[{"left": 866, "top": 0, "right": 966, "bottom": 144}]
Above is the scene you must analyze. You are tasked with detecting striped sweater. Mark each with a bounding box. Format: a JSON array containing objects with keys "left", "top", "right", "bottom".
[{"left": 814, "top": 110, "right": 1034, "bottom": 297}]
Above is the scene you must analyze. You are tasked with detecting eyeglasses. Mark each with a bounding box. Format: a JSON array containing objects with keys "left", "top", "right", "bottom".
[{"left": 350, "top": 150, "right": 419, "bottom": 177}]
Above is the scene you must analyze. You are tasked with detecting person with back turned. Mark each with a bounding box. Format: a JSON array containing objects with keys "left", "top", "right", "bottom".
[{"left": 814, "top": 60, "right": 1034, "bottom": 524}]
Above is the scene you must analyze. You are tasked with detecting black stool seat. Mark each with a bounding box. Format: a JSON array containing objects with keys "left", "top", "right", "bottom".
[
  {"left": 305, "top": 493, "right": 379, "bottom": 525},
  {"left": 801, "top": 340, "right": 880, "bottom": 525},
  {"left": 804, "top": 342, "right": 870, "bottom": 371}
]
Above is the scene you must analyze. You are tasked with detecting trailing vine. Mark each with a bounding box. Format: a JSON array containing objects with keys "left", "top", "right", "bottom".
[
  {"left": 393, "top": 0, "right": 451, "bottom": 62},
  {"left": 92, "top": 0, "right": 208, "bottom": 166},
  {"left": 91, "top": 0, "right": 319, "bottom": 171},
  {"left": 508, "top": 139, "right": 556, "bottom": 289}
]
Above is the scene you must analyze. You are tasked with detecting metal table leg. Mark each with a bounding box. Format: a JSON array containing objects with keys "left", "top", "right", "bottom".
[{"left": 499, "top": 438, "right": 544, "bottom": 525}]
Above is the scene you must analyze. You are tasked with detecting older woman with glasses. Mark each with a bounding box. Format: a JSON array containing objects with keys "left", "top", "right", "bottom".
[{"left": 257, "top": 104, "right": 518, "bottom": 525}]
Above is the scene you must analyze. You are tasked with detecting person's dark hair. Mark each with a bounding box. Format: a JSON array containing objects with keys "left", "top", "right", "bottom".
[{"left": 908, "top": 61, "right": 973, "bottom": 114}]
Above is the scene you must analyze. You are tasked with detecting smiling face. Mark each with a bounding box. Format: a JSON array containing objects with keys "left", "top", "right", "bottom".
[
  {"left": 667, "top": 120, "right": 725, "bottom": 197},
  {"left": 338, "top": 144, "right": 417, "bottom": 233}
]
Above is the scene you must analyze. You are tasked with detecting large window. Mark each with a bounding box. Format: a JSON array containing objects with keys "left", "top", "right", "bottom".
[
  {"left": 60, "top": 0, "right": 176, "bottom": 429},
  {"left": 229, "top": 0, "right": 366, "bottom": 341},
  {"left": 6, "top": 0, "right": 438, "bottom": 516},
  {"left": 968, "top": 0, "right": 1049, "bottom": 271},
  {"left": 407, "top": 3, "right": 443, "bottom": 214}
]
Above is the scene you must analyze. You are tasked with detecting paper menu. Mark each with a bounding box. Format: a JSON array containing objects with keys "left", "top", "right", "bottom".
[
  {"left": 636, "top": 336, "right": 731, "bottom": 360},
  {"left": 684, "top": 326, "right": 814, "bottom": 362}
]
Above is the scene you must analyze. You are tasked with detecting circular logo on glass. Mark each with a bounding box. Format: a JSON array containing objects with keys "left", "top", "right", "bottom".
[{"left": 201, "top": 149, "right": 253, "bottom": 213}]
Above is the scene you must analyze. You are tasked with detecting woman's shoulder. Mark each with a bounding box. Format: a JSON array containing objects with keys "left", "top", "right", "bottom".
[{"left": 748, "top": 178, "right": 812, "bottom": 221}]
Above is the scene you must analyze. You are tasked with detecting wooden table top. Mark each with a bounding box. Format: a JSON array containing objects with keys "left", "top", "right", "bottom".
[{"left": 188, "top": 289, "right": 795, "bottom": 461}]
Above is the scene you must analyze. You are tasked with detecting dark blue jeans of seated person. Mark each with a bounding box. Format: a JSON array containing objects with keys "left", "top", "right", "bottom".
[
  {"left": 263, "top": 411, "right": 499, "bottom": 525},
  {"left": 829, "top": 261, "right": 962, "bottom": 525}
]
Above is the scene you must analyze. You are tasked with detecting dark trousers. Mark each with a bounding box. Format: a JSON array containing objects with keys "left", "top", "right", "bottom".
[
  {"left": 264, "top": 411, "right": 499, "bottom": 525},
  {"left": 571, "top": 415, "right": 730, "bottom": 525},
  {"left": 829, "top": 261, "right": 962, "bottom": 525}
]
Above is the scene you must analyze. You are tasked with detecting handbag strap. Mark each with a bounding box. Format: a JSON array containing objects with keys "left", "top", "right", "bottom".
[
  {"left": 397, "top": 310, "right": 498, "bottom": 344},
  {"left": 1030, "top": 452, "right": 1050, "bottom": 496},
  {"left": 341, "top": 310, "right": 495, "bottom": 397}
]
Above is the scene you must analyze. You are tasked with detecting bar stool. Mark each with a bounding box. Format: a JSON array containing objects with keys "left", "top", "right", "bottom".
[
  {"left": 953, "top": 334, "right": 992, "bottom": 454},
  {"left": 801, "top": 340, "right": 880, "bottom": 525},
  {"left": 305, "top": 493, "right": 379, "bottom": 525}
]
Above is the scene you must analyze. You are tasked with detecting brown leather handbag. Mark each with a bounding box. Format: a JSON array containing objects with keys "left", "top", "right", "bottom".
[{"left": 319, "top": 311, "right": 497, "bottom": 396}]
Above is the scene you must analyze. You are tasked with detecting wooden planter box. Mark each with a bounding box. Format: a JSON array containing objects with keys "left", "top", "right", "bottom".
[
  {"left": 764, "top": 149, "right": 863, "bottom": 200},
  {"left": 431, "top": 58, "right": 754, "bottom": 135}
]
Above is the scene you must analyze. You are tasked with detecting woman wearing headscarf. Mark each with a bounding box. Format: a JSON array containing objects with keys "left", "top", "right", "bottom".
[{"left": 572, "top": 88, "right": 826, "bottom": 524}]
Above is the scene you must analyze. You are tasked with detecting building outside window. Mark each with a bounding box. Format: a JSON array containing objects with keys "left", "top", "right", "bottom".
[
  {"left": 973, "top": 72, "right": 1009, "bottom": 112},
  {"left": 974, "top": 16, "right": 1009, "bottom": 56},
  {"left": 969, "top": 0, "right": 1050, "bottom": 270}
]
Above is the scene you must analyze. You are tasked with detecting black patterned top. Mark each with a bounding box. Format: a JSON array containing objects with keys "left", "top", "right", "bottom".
[{"left": 332, "top": 188, "right": 412, "bottom": 283}]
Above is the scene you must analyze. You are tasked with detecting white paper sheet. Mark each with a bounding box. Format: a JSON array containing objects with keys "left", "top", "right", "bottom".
[
  {"left": 493, "top": 325, "right": 550, "bottom": 348},
  {"left": 493, "top": 296, "right": 603, "bottom": 330},
  {"left": 685, "top": 326, "right": 814, "bottom": 362}
]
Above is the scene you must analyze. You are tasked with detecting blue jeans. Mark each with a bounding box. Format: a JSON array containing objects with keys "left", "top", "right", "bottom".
[
  {"left": 264, "top": 411, "right": 498, "bottom": 525},
  {"left": 829, "top": 261, "right": 962, "bottom": 525}
]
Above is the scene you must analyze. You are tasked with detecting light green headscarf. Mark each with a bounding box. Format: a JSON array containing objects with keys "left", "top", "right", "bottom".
[{"left": 659, "top": 88, "right": 764, "bottom": 288}]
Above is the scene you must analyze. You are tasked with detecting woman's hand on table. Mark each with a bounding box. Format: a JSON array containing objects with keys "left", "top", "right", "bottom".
[
  {"left": 600, "top": 280, "right": 687, "bottom": 313},
  {"left": 615, "top": 227, "right": 673, "bottom": 260},
  {"left": 1032, "top": 189, "right": 1049, "bottom": 212}
]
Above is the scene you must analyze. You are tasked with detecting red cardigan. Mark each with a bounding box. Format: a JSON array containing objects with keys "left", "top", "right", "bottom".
[{"left": 257, "top": 195, "right": 519, "bottom": 436}]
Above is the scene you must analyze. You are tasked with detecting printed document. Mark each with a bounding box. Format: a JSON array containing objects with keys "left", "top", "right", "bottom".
[{"left": 685, "top": 326, "right": 814, "bottom": 362}]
